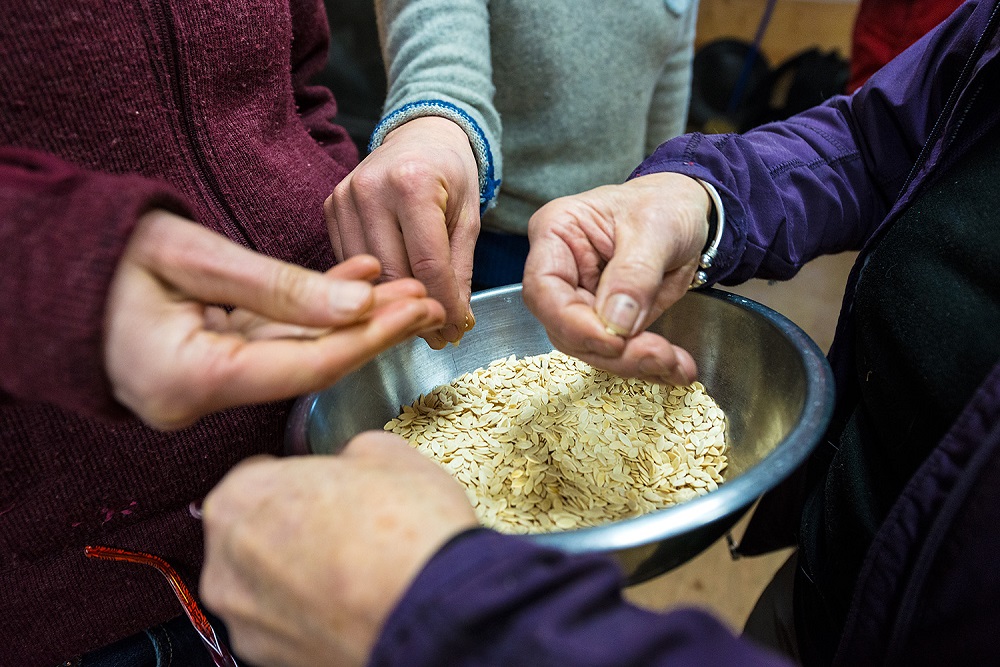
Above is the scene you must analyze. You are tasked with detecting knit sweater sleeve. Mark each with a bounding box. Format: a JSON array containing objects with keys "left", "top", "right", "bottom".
[
  {"left": 373, "top": 0, "right": 501, "bottom": 213},
  {"left": 289, "top": 0, "right": 360, "bottom": 166},
  {"left": 645, "top": 0, "right": 698, "bottom": 156},
  {"left": 0, "top": 147, "right": 192, "bottom": 419}
]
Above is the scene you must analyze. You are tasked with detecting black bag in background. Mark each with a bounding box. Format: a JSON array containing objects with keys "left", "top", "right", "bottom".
[
  {"left": 751, "top": 47, "right": 851, "bottom": 127},
  {"left": 688, "top": 38, "right": 849, "bottom": 134}
]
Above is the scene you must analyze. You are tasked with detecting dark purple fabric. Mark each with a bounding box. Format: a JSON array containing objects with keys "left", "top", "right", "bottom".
[
  {"left": 631, "top": 0, "right": 1000, "bottom": 551},
  {"left": 372, "top": 2, "right": 1000, "bottom": 664},
  {"left": 372, "top": 529, "right": 791, "bottom": 666},
  {"left": 836, "top": 363, "right": 1000, "bottom": 665},
  {"left": 634, "top": 0, "right": 1000, "bottom": 662},
  {"left": 0, "top": 2, "right": 357, "bottom": 664}
]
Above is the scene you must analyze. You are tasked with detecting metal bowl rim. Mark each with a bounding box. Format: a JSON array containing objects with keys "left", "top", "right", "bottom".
[{"left": 285, "top": 286, "right": 835, "bottom": 554}]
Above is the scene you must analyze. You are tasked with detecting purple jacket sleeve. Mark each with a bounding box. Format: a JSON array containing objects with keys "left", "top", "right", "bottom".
[
  {"left": 370, "top": 529, "right": 791, "bottom": 666},
  {"left": 631, "top": 0, "right": 981, "bottom": 286},
  {"left": 0, "top": 147, "right": 191, "bottom": 418}
]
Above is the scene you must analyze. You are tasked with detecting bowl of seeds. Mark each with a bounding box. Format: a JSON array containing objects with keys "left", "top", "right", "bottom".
[{"left": 286, "top": 284, "right": 834, "bottom": 583}]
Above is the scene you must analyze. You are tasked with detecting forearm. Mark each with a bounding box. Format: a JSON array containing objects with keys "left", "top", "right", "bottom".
[
  {"left": 633, "top": 0, "right": 975, "bottom": 286},
  {"left": 0, "top": 146, "right": 190, "bottom": 417},
  {"left": 374, "top": 0, "right": 500, "bottom": 212},
  {"left": 633, "top": 102, "right": 873, "bottom": 287},
  {"left": 371, "top": 529, "right": 791, "bottom": 666}
]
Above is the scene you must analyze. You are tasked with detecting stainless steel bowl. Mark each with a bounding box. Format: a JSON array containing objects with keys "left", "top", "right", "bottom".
[{"left": 285, "top": 285, "right": 834, "bottom": 584}]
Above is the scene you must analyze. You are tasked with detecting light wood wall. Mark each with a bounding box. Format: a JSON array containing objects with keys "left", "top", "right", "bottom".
[{"left": 695, "top": 0, "right": 859, "bottom": 66}]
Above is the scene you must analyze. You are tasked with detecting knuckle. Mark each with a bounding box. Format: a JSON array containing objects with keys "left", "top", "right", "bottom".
[
  {"left": 408, "top": 254, "right": 449, "bottom": 281},
  {"left": 348, "top": 166, "right": 388, "bottom": 196},
  {"left": 332, "top": 176, "right": 362, "bottom": 212},
  {"left": 322, "top": 192, "right": 337, "bottom": 217},
  {"left": 385, "top": 159, "right": 441, "bottom": 201},
  {"left": 268, "top": 262, "right": 313, "bottom": 311},
  {"left": 378, "top": 260, "right": 410, "bottom": 282}
]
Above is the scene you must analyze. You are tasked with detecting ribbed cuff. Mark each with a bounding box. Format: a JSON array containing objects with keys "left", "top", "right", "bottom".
[{"left": 369, "top": 100, "right": 501, "bottom": 215}]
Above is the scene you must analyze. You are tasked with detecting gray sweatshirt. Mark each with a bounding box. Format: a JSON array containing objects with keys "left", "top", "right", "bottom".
[{"left": 372, "top": 0, "right": 698, "bottom": 235}]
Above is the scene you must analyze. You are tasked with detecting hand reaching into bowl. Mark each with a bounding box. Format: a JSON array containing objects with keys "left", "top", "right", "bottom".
[
  {"left": 324, "top": 116, "right": 481, "bottom": 350},
  {"left": 521, "top": 173, "right": 711, "bottom": 386},
  {"left": 104, "top": 210, "right": 446, "bottom": 430},
  {"left": 200, "top": 432, "right": 478, "bottom": 667}
]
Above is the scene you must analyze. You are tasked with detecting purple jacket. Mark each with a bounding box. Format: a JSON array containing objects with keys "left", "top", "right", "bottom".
[
  {"left": 371, "top": 2, "right": 1000, "bottom": 664},
  {"left": 0, "top": 2, "right": 356, "bottom": 664}
]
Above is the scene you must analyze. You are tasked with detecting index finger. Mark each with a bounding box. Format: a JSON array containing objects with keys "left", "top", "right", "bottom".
[
  {"left": 524, "top": 272, "right": 626, "bottom": 360},
  {"left": 137, "top": 213, "right": 380, "bottom": 327},
  {"left": 395, "top": 190, "right": 470, "bottom": 333},
  {"left": 149, "top": 295, "right": 446, "bottom": 430},
  {"left": 522, "top": 210, "right": 624, "bottom": 359}
]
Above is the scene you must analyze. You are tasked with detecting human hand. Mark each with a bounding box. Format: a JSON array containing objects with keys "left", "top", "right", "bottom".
[
  {"left": 104, "top": 209, "right": 445, "bottom": 430},
  {"left": 200, "top": 431, "right": 479, "bottom": 667},
  {"left": 325, "top": 116, "right": 480, "bottom": 350},
  {"left": 522, "top": 173, "right": 711, "bottom": 385}
]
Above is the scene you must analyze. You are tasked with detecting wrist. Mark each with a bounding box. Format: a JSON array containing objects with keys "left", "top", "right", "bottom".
[
  {"left": 370, "top": 100, "right": 501, "bottom": 214},
  {"left": 689, "top": 179, "right": 725, "bottom": 289},
  {"left": 382, "top": 114, "right": 467, "bottom": 147}
]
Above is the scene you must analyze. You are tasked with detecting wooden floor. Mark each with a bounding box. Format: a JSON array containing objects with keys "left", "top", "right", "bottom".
[{"left": 624, "top": 252, "right": 858, "bottom": 632}]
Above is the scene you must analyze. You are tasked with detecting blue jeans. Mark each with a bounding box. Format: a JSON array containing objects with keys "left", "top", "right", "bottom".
[{"left": 68, "top": 613, "right": 236, "bottom": 667}]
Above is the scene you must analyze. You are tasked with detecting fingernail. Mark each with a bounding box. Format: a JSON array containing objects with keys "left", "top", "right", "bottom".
[
  {"left": 600, "top": 293, "right": 640, "bottom": 337},
  {"left": 330, "top": 281, "right": 372, "bottom": 314},
  {"left": 441, "top": 323, "right": 461, "bottom": 342}
]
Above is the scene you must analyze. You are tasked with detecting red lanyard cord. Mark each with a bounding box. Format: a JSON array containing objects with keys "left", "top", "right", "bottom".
[{"left": 84, "top": 545, "right": 239, "bottom": 667}]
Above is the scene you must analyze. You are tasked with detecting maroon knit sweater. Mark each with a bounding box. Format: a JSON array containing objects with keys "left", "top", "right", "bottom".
[{"left": 0, "top": 2, "right": 358, "bottom": 664}]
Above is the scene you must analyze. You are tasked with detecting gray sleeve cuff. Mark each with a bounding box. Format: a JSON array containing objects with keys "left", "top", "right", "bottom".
[{"left": 369, "top": 100, "right": 501, "bottom": 215}]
